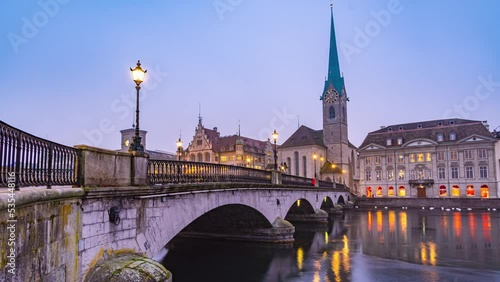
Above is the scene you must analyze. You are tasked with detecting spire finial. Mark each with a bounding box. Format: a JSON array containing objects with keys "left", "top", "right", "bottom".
[
  {"left": 198, "top": 103, "right": 202, "bottom": 126},
  {"left": 238, "top": 119, "right": 241, "bottom": 136}
]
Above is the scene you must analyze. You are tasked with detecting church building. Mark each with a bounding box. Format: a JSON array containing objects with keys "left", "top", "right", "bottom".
[{"left": 278, "top": 5, "right": 359, "bottom": 192}]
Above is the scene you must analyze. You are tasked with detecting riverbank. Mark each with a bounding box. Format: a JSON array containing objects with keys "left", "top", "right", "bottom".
[{"left": 355, "top": 197, "right": 500, "bottom": 210}]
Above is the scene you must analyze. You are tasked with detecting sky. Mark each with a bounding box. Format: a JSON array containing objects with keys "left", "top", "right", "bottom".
[{"left": 1, "top": 0, "right": 499, "bottom": 153}]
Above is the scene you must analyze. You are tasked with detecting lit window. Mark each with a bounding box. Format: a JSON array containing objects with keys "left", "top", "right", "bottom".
[
  {"left": 464, "top": 150, "right": 473, "bottom": 159},
  {"left": 375, "top": 156, "right": 381, "bottom": 164},
  {"left": 399, "top": 186, "right": 406, "bottom": 197},
  {"left": 398, "top": 169, "right": 405, "bottom": 180},
  {"left": 386, "top": 139, "right": 392, "bottom": 146},
  {"left": 397, "top": 138, "right": 403, "bottom": 145},
  {"left": 466, "top": 185, "right": 475, "bottom": 197},
  {"left": 438, "top": 167, "right": 445, "bottom": 179},
  {"left": 477, "top": 149, "right": 487, "bottom": 159},
  {"left": 437, "top": 152, "right": 445, "bottom": 161},
  {"left": 376, "top": 170, "right": 382, "bottom": 181},
  {"left": 387, "top": 169, "right": 394, "bottom": 181},
  {"left": 376, "top": 187, "right": 383, "bottom": 197},
  {"left": 229, "top": 156, "right": 235, "bottom": 161},
  {"left": 388, "top": 186, "right": 395, "bottom": 196},
  {"left": 481, "top": 185, "right": 489, "bottom": 198},
  {"left": 417, "top": 153, "right": 424, "bottom": 162},
  {"left": 409, "top": 154, "right": 416, "bottom": 163},
  {"left": 451, "top": 167, "right": 459, "bottom": 179},
  {"left": 365, "top": 171, "right": 372, "bottom": 181},
  {"left": 426, "top": 153, "right": 432, "bottom": 162},
  {"left": 439, "top": 185, "right": 447, "bottom": 196},
  {"left": 465, "top": 166, "right": 474, "bottom": 179},
  {"left": 417, "top": 169, "right": 425, "bottom": 180},
  {"left": 366, "top": 187, "right": 373, "bottom": 197},
  {"left": 437, "top": 133, "right": 444, "bottom": 142},
  {"left": 452, "top": 185, "right": 460, "bottom": 197},
  {"left": 221, "top": 156, "right": 227, "bottom": 162},
  {"left": 479, "top": 166, "right": 488, "bottom": 178},
  {"left": 449, "top": 132, "right": 456, "bottom": 141},
  {"left": 398, "top": 155, "right": 404, "bottom": 163}
]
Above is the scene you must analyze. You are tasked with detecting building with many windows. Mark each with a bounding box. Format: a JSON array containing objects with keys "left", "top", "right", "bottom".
[
  {"left": 183, "top": 116, "right": 274, "bottom": 169},
  {"left": 358, "top": 119, "right": 498, "bottom": 198}
]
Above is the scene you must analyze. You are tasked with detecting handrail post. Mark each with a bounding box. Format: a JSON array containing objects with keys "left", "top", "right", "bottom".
[
  {"left": 47, "top": 143, "right": 53, "bottom": 189},
  {"left": 14, "top": 132, "right": 22, "bottom": 191}
]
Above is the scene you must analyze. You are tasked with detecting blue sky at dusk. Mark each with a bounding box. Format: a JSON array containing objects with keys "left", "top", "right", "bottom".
[{"left": 1, "top": 0, "right": 499, "bottom": 152}]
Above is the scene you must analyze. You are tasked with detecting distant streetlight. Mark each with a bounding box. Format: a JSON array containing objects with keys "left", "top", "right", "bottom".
[
  {"left": 129, "top": 60, "right": 147, "bottom": 152},
  {"left": 313, "top": 153, "right": 318, "bottom": 179},
  {"left": 176, "top": 138, "right": 183, "bottom": 161},
  {"left": 272, "top": 130, "right": 278, "bottom": 170}
]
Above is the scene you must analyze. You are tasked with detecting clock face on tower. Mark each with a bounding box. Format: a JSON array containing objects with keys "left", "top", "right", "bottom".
[
  {"left": 324, "top": 89, "right": 339, "bottom": 104},
  {"left": 125, "top": 139, "right": 130, "bottom": 147}
]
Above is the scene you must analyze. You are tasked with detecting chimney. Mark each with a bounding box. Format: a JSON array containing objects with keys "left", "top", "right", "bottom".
[
  {"left": 482, "top": 121, "right": 489, "bottom": 130},
  {"left": 213, "top": 127, "right": 218, "bottom": 132}
]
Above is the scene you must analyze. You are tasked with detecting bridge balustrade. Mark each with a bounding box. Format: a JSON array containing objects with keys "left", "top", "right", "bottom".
[
  {"left": 148, "top": 160, "right": 272, "bottom": 184},
  {"left": 0, "top": 121, "right": 79, "bottom": 189}
]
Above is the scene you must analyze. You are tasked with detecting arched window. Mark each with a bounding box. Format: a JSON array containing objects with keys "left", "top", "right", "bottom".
[
  {"left": 466, "top": 185, "right": 475, "bottom": 196},
  {"left": 388, "top": 186, "right": 395, "bottom": 197},
  {"left": 399, "top": 186, "right": 406, "bottom": 197},
  {"left": 190, "top": 154, "right": 196, "bottom": 161},
  {"left": 366, "top": 187, "right": 373, "bottom": 198},
  {"left": 342, "top": 106, "right": 346, "bottom": 121},
  {"left": 294, "top": 151, "right": 299, "bottom": 176},
  {"left": 329, "top": 106, "right": 335, "bottom": 119},
  {"left": 481, "top": 185, "right": 489, "bottom": 198},
  {"left": 286, "top": 157, "right": 291, "bottom": 174},
  {"left": 452, "top": 185, "right": 460, "bottom": 197},
  {"left": 449, "top": 132, "right": 457, "bottom": 141},
  {"left": 439, "top": 185, "right": 447, "bottom": 197},
  {"left": 376, "top": 186, "right": 383, "bottom": 197},
  {"left": 204, "top": 152, "right": 211, "bottom": 162},
  {"left": 302, "top": 156, "right": 307, "bottom": 177},
  {"left": 197, "top": 153, "right": 203, "bottom": 162}
]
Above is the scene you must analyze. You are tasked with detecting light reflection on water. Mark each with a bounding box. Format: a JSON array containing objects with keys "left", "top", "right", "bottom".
[{"left": 162, "top": 210, "right": 500, "bottom": 282}]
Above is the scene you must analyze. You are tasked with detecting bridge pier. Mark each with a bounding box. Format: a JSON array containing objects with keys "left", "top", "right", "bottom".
[{"left": 285, "top": 209, "right": 329, "bottom": 224}]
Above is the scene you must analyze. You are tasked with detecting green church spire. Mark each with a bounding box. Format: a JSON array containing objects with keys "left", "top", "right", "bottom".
[{"left": 323, "top": 2, "right": 345, "bottom": 97}]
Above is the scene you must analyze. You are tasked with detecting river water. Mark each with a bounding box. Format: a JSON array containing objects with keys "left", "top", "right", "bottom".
[{"left": 162, "top": 209, "right": 500, "bottom": 282}]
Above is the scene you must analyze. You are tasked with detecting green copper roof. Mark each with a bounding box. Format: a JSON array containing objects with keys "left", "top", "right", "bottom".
[{"left": 322, "top": 6, "right": 344, "bottom": 98}]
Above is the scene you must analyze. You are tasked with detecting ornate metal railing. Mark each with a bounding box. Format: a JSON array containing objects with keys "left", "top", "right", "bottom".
[
  {"left": 0, "top": 121, "right": 79, "bottom": 189},
  {"left": 148, "top": 160, "right": 272, "bottom": 184},
  {"left": 282, "top": 174, "right": 313, "bottom": 186}
]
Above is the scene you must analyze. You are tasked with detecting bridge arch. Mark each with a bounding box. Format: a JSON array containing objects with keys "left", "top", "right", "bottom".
[
  {"left": 320, "top": 196, "right": 334, "bottom": 210},
  {"left": 337, "top": 195, "right": 345, "bottom": 204}
]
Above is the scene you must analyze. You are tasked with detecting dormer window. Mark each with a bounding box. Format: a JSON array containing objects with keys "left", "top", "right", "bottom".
[
  {"left": 417, "top": 124, "right": 422, "bottom": 129},
  {"left": 438, "top": 122, "right": 443, "bottom": 126},
  {"left": 386, "top": 138, "right": 392, "bottom": 146},
  {"left": 388, "top": 128, "right": 393, "bottom": 132},
  {"left": 450, "top": 120, "right": 455, "bottom": 125},
  {"left": 449, "top": 132, "right": 456, "bottom": 141},
  {"left": 397, "top": 137, "right": 403, "bottom": 145},
  {"left": 437, "top": 133, "right": 444, "bottom": 142},
  {"left": 399, "top": 126, "right": 404, "bottom": 130}
]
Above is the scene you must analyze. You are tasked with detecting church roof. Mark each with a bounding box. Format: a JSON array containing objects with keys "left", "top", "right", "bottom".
[
  {"left": 280, "top": 125, "right": 325, "bottom": 149},
  {"left": 359, "top": 118, "right": 494, "bottom": 149}
]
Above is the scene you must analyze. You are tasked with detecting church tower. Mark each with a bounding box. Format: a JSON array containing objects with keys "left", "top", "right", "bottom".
[{"left": 321, "top": 4, "right": 350, "bottom": 171}]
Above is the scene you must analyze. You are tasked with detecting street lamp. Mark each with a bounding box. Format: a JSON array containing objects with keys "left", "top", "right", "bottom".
[
  {"left": 313, "top": 153, "right": 318, "bottom": 179},
  {"left": 176, "top": 138, "right": 183, "bottom": 161},
  {"left": 130, "top": 60, "right": 147, "bottom": 152},
  {"left": 272, "top": 129, "right": 278, "bottom": 170}
]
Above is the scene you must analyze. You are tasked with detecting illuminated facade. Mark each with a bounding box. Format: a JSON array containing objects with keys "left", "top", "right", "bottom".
[
  {"left": 184, "top": 116, "right": 274, "bottom": 169},
  {"left": 358, "top": 119, "right": 498, "bottom": 198}
]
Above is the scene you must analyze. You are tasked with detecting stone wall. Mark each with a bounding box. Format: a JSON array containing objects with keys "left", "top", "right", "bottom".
[{"left": 0, "top": 187, "right": 84, "bottom": 282}]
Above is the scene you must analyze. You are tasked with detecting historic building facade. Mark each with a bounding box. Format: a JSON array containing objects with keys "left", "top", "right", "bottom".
[
  {"left": 358, "top": 119, "right": 498, "bottom": 198},
  {"left": 278, "top": 6, "right": 359, "bottom": 191},
  {"left": 183, "top": 116, "right": 274, "bottom": 169}
]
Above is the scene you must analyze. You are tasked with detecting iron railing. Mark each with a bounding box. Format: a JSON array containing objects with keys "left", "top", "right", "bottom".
[
  {"left": 282, "top": 174, "right": 313, "bottom": 186},
  {"left": 148, "top": 160, "right": 272, "bottom": 184},
  {"left": 0, "top": 121, "right": 79, "bottom": 189}
]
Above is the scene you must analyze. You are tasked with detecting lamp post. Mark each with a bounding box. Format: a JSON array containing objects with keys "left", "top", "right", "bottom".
[
  {"left": 313, "top": 153, "right": 317, "bottom": 179},
  {"left": 176, "top": 138, "right": 183, "bottom": 161},
  {"left": 130, "top": 60, "right": 147, "bottom": 152},
  {"left": 272, "top": 129, "right": 278, "bottom": 171}
]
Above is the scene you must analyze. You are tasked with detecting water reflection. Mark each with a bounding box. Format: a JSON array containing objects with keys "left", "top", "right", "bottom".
[{"left": 162, "top": 210, "right": 500, "bottom": 282}]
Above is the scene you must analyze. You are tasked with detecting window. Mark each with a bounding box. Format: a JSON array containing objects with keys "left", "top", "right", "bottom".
[
  {"left": 449, "top": 132, "right": 456, "bottom": 141},
  {"left": 452, "top": 185, "right": 460, "bottom": 197},
  {"left": 479, "top": 166, "right": 488, "bottom": 178},
  {"left": 426, "top": 153, "right": 432, "bottom": 162},
  {"left": 437, "top": 133, "right": 444, "bottom": 142},
  {"left": 388, "top": 186, "right": 395, "bottom": 196},
  {"left": 417, "top": 153, "right": 424, "bottom": 162},
  {"left": 302, "top": 156, "right": 307, "bottom": 177},
  {"left": 329, "top": 106, "right": 335, "bottom": 119},
  {"left": 375, "top": 156, "right": 381, "bottom": 165},
  {"left": 439, "top": 185, "right": 447, "bottom": 196},
  {"left": 399, "top": 186, "right": 406, "bottom": 197},
  {"left": 451, "top": 167, "right": 459, "bottom": 179},
  {"left": 397, "top": 138, "right": 403, "bottom": 145},
  {"left": 365, "top": 170, "right": 372, "bottom": 181},
  {"left": 417, "top": 124, "right": 422, "bottom": 128},
  {"left": 464, "top": 150, "right": 473, "bottom": 159},
  {"left": 386, "top": 138, "right": 392, "bottom": 146},
  {"left": 399, "top": 126, "right": 404, "bottom": 130},
  {"left": 410, "top": 154, "right": 416, "bottom": 163},
  {"left": 466, "top": 185, "right": 475, "bottom": 197},
  {"left": 477, "top": 149, "right": 487, "bottom": 159},
  {"left": 376, "top": 170, "right": 382, "bottom": 181},
  {"left": 237, "top": 155, "right": 242, "bottom": 160},
  {"left": 398, "top": 155, "right": 404, "bottom": 163},
  {"left": 398, "top": 169, "right": 405, "bottom": 180},
  {"left": 450, "top": 150, "right": 458, "bottom": 160},
  {"left": 437, "top": 151, "right": 445, "bottom": 161},
  {"left": 366, "top": 187, "right": 373, "bottom": 198},
  {"left": 196, "top": 139, "right": 202, "bottom": 146},
  {"left": 426, "top": 170, "right": 432, "bottom": 179},
  {"left": 294, "top": 151, "right": 299, "bottom": 176},
  {"left": 387, "top": 169, "right": 394, "bottom": 181},
  {"left": 221, "top": 156, "right": 227, "bottom": 162},
  {"left": 365, "top": 157, "right": 372, "bottom": 165},
  {"left": 387, "top": 155, "right": 393, "bottom": 163},
  {"left": 229, "top": 146, "right": 234, "bottom": 150},
  {"left": 481, "top": 185, "right": 489, "bottom": 198},
  {"left": 417, "top": 169, "right": 425, "bottom": 180},
  {"left": 438, "top": 167, "right": 446, "bottom": 179},
  {"left": 410, "top": 170, "right": 416, "bottom": 180},
  {"left": 229, "top": 156, "right": 235, "bottom": 161},
  {"left": 376, "top": 187, "right": 383, "bottom": 197},
  {"left": 465, "top": 166, "right": 474, "bottom": 179}
]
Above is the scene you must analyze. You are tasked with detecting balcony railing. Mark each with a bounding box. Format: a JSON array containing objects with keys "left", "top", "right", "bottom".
[
  {"left": 0, "top": 121, "right": 79, "bottom": 189},
  {"left": 148, "top": 160, "right": 272, "bottom": 185}
]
